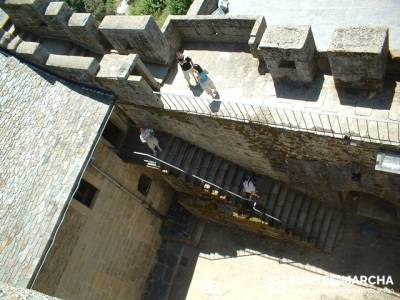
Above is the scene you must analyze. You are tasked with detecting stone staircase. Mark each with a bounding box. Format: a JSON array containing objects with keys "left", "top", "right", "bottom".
[{"left": 120, "top": 128, "right": 343, "bottom": 253}]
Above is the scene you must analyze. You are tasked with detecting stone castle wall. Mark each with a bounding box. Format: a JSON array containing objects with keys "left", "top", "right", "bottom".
[
  {"left": 1, "top": 0, "right": 399, "bottom": 90},
  {"left": 32, "top": 140, "right": 175, "bottom": 300},
  {"left": 119, "top": 104, "right": 400, "bottom": 208},
  {"left": 1, "top": 1, "right": 400, "bottom": 219}
]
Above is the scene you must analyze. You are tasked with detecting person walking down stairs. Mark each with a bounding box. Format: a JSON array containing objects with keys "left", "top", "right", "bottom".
[
  {"left": 139, "top": 128, "right": 162, "bottom": 156},
  {"left": 242, "top": 175, "right": 260, "bottom": 201}
]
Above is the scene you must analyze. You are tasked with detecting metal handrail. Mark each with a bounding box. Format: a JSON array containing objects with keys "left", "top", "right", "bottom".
[
  {"left": 133, "top": 151, "right": 281, "bottom": 223},
  {"left": 154, "top": 91, "right": 400, "bottom": 145}
]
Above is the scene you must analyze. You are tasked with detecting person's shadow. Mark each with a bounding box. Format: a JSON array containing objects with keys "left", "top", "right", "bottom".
[
  {"left": 209, "top": 93, "right": 221, "bottom": 113},
  {"left": 189, "top": 84, "right": 203, "bottom": 97}
]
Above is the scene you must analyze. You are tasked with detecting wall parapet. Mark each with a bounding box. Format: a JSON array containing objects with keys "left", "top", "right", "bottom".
[
  {"left": 156, "top": 91, "right": 400, "bottom": 146},
  {"left": 162, "top": 15, "right": 265, "bottom": 44}
]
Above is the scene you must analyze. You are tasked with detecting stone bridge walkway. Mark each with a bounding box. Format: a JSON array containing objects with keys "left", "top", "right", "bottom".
[{"left": 159, "top": 42, "right": 400, "bottom": 145}]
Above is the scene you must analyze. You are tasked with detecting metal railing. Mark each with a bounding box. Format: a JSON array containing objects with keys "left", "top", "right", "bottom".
[
  {"left": 155, "top": 92, "right": 400, "bottom": 146},
  {"left": 133, "top": 151, "right": 281, "bottom": 223}
]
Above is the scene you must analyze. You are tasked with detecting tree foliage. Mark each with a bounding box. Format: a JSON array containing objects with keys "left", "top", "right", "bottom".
[{"left": 66, "top": 0, "right": 116, "bottom": 21}]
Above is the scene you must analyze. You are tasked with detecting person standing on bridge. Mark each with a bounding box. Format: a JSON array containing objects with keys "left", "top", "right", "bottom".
[
  {"left": 193, "top": 64, "right": 219, "bottom": 98},
  {"left": 177, "top": 49, "right": 197, "bottom": 87},
  {"left": 139, "top": 128, "right": 162, "bottom": 156}
]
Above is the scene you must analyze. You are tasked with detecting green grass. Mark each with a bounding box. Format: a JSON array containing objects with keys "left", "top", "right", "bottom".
[{"left": 129, "top": 0, "right": 192, "bottom": 26}]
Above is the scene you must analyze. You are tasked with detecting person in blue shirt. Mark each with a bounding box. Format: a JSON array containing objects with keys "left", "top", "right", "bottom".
[{"left": 192, "top": 64, "right": 219, "bottom": 98}]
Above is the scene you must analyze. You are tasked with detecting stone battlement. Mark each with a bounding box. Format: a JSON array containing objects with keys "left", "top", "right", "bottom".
[{"left": 0, "top": 1, "right": 399, "bottom": 104}]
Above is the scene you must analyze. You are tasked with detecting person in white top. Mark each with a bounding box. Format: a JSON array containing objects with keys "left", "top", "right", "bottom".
[
  {"left": 139, "top": 128, "right": 162, "bottom": 156},
  {"left": 242, "top": 176, "right": 260, "bottom": 200}
]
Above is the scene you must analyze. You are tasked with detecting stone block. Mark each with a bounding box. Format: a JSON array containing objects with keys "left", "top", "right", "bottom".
[
  {"left": 99, "top": 16, "right": 172, "bottom": 64},
  {"left": 0, "top": 0, "right": 50, "bottom": 28},
  {"left": 44, "top": 2, "right": 72, "bottom": 35},
  {"left": 16, "top": 41, "right": 49, "bottom": 64},
  {"left": 327, "top": 26, "right": 388, "bottom": 91},
  {"left": 258, "top": 25, "right": 317, "bottom": 84},
  {"left": 248, "top": 16, "right": 267, "bottom": 59},
  {"left": 97, "top": 53, "right": 163, "bottom": 108},
  {"left": 68, "top": 13, "right": 108, "bottom": 54},
  {"left": 45, "top": 54, "right": 100, "bottom": 82}
]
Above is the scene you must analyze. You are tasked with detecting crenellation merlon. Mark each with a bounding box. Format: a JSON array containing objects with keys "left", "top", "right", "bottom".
[
  {"left": 68, "top": 13, "right": 108, "bottom": 54},
  {"left": 16, "top": 41, "right": 49, "bottom": 64},
  {"left": 97, "top": 53, "right": 162, "bottom": 107},
  {"left": 99, "top": 15, "right": 172, "bottom": 65},
  {"left": 44, "top": 2, "right": 72, "bottom": 28},
  {"left": 45, "top": 54, "right": 100, "bottom": 82},
  {"left": 328, "top": 26, "right": 389, "bottom": 91}
]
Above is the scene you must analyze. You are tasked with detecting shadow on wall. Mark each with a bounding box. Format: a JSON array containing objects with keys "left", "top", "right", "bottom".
[
  {"left": 273, "top": 73, "right": 325, "bottom": 102},
  {"left": 171, "top": 220, "right": 400, "bottom": 295},
  {"left": 337, "top": 80, "right": 396, "bottom": 110},
  {"left": 183, "top": 41, "right": 251, "bottom": 53}
]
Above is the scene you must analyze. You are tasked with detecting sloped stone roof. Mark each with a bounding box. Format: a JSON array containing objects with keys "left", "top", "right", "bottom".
[{"left": 0, "top": 51, "right": 114, "bottom": 287}]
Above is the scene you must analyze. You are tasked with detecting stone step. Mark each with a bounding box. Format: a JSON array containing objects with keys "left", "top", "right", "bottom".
[
  {"left": 160, "top": 136, "right": 175, "bottom": 162},
  {"left": 181, "top": 146, "right": 197, "bottom": 172},
  {"left": 166, "top": 138, "right": 182, "bottom": 164},
  {"left": 272, "top": 185, "right": 290, "bottom": 225},
  {"left": 317, "top": 208, "right": 333, "bottom": 249},
  {"left": 295, "top": 198, "right": 311, "bottom": 237},
  {"left": 188, "top": 148, "right": 205, "bottom": 177},
  {"left": 206, "top": 156, "right": 222, "bottom": 184},
  {"left": 279, "top": 188, "right": 295, "bottom": 230},
  {"left": 324, "top": 210, "right": 343, "bottom": 253},
  {"left": 173, "top": 141, "right": 189, "bottom": 168},
  {"left": 287, "top": 194, "right": 304, "bottom": 233},
  {"left": 214, "top": 160, "right": 230, "bottom": 188},
  {"left": 231, "top": 168, "right": 245, "bottom": 196},
  {"left": 222, "top": 163, "right": 237, "bottom": 191},
  {"left": 265, "top": 181, "right": 282, "bottom": 214},
  {"left": 197, "top": 153, "right": 213, "bottom": 180},
  {"left": 309, "top": 206, "right": 326, "bottom": 246},
  {"left": 258, "top": 177, "right": 274, "bottom": 207},
  {"left": 302, "top": 201, "right": 320, "bottom": 241}
]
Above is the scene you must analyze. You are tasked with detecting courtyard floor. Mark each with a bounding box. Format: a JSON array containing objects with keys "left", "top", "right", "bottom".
[{"left": 169, "top": 216, "right": 400, "bottom": 300}]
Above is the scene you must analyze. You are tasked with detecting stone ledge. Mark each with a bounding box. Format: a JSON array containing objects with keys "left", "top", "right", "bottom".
[{"left": 328, "top": 26, "right": 388, "bottom": 54}]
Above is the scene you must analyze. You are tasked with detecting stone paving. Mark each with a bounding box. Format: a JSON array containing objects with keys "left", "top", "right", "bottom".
[
  {"left": 161, "top": 43, "right": 400, "bottom": 144},
  {"left": 170, "top": 220, "right": 400, "bottom": 300},
  {"left": 0, "top": 52, "right": 113, "bottom": 287},
  {"left": 227, "top": 0, "right": 400, "bottom": 51}
]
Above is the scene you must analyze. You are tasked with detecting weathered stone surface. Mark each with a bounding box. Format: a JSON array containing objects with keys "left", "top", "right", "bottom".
[
  {"left": 99, "top": 15, "right": 172, "bottom": 64},
  {"left": 45, "top": 54, "right": 99, "bottom": 83},
  {"left": 97, "top": 53, "right": 163, "bottom": 108},
  {"left": 0, "top": 52, "right": 113, "bottom": 287},
  {"left": 259, "top": 26, "right": 317, "bottom": 83},
  {"left": 16, "top": 41, "right": 49, "bottom": 65},
  {"left": 67, "top": 13, "right": 108, "bottom": 54},
  {"left": 163, "top": 15, "right": 260, "bottom": 44},
  {"left": 328, "top": 26, "right": 389, "bottom": 90},
  {"left": 33, "top": 140, "right": 174, "bottom": 299},
  {"left": 0, "top": 0, "right": 50, "bottom": 28},
  {"left": 248, "top": 16, "right": 266, "bottom": 59},
  {"left": 43, "top": 2, "right": 73, "bottom": 39},
  {"left": 0, "top": 282, "right": 59, "bottom": 299}
]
